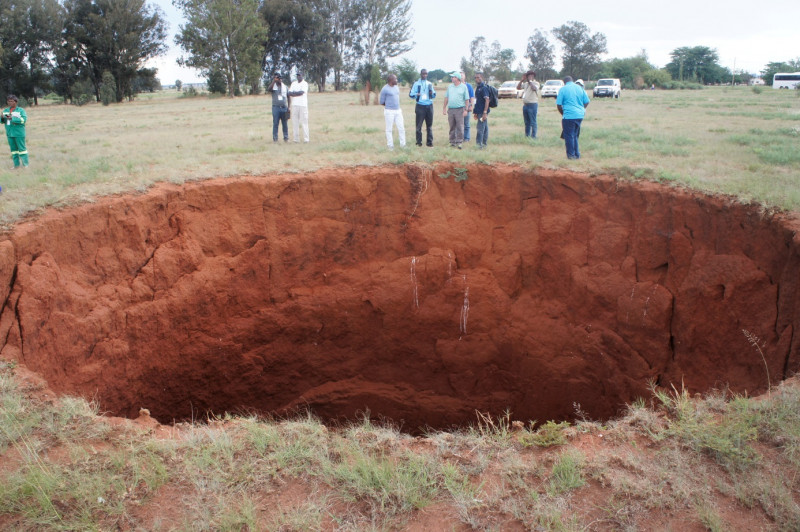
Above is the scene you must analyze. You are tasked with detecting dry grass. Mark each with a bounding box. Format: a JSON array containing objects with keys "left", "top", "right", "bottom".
[
  {"left": 2, "top": 360, "right": 800, "bottom": 530},
  {"left": 2, "top": 86, "right": 799, "bottom": 227}
]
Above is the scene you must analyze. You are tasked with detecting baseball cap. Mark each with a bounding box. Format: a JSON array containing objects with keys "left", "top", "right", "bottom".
[{"left": 450, "top": 72, "right": 462, "bottom": 80}]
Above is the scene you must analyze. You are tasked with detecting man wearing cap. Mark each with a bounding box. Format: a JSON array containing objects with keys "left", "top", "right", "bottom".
[
  {"left": 517, "top": 71, "right": 541, "bottom": 138},
  {"left": 408, "top": 68, "right": 436, "bottom": 147},
  {"left": 556, "top": 76, "right": 590, "bottom": 159},
  {"left": 267, "top": 73, "right": 289, "bottom": 143},
  {"left": 288, "top": 72, "right": 310, "bottom": 143},
  {"left": 379, "top": 74, "right": 406, "bottom": 150},
  {"left": 2, "top": 95, "right": 28, "bottom": 168},
  {"left": 442, "top": 72, "right": 469, "bottom": 149}
]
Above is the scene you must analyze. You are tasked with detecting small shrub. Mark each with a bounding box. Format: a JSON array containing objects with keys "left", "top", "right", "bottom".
[{"left": 520, "top": 420, "right": 570, "bottom": 448}]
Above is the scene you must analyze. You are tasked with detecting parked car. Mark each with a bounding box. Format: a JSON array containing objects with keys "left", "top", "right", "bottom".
[
  {"left": 541, "top": 79, "right": 564, "bottom": 98},
  {"left": 593, "top": 78, "right": 621, "bottom": 98},
  {"left": 498, "top": 80, "right": 521, "bottom": 99}
]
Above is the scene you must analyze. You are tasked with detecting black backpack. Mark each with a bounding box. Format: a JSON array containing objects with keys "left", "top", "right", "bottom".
[{"left": 487, "top": 84, "right": 498, "bottom": 108}]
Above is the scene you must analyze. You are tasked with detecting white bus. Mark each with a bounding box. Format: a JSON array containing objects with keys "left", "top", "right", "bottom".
[{"left": 773, "top": 72, "right": 800, "bottom": 89}]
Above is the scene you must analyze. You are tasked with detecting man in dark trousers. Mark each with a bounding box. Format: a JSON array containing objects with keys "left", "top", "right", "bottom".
[
  {"left": 408, "top": 69, "right": 436, "bottom": 147},
  {"left": 267, "top": 73, "right": 289, "bottom": 143}
]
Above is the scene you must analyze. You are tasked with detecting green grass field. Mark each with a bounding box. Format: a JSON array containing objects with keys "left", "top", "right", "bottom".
[{"left": 1, "top": 85, "right": 799, "bottom": 227}]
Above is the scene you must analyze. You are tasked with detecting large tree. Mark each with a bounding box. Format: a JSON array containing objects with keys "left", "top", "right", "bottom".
[
  {"left": 324, "top": 0, "right": 361, "bottom": 90},
  {"left": 353, "top": 0, "right": 413, "bottom": 67},
  {"left": 63, "top": 0, "right": 167, "bottom": 101},
  {"left": 552, "top": 21, "right": 607, "bottom": 79},
  {"left": 665, "top": 46, "right": 728, "bottom": 84},
  {"left": 487, "top": 40, "right": 515, "bottom": 81},
  {"left": 0, "top": 0, "right": 63, "bottom": 103},
  {"left": 525, "top": 29, "right": 556, "bottom": 80},
  {"left": 175, "top": 0, "right": 267, "bottom": 97},
  {"left": 261, "top": 0, "right": 337, "bottom": 91}
]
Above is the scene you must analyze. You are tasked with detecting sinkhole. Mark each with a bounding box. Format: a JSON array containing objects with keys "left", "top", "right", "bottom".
[{"left": 1, "top": 164, "right": 799, "bottom": 431}]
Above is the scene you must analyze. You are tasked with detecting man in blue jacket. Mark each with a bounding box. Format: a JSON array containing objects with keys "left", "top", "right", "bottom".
[
  {"left": 408, "top": 69, "right": 436, "bottom": 147},
  {"left": 556, "top": 76, "right": 590, "bottom": 159}
]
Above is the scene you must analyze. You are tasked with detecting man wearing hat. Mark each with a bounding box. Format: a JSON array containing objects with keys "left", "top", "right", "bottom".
[
  {"left": 517, "top": 71, "right": 541, "bottom": 138},
  {"left": 442, "top": 72, "right": 469, "bottom": 149},
  {"left": 556, "top": 76, "right": 590, "bottom": 159},
  {"left": 267, "top": 73, "right": 289, "bottom": 143},
  {"left": 288, "top": 72, "right": 310, "bottom": 143},
  {"left": 2, "top": 94, "right": 28, "bottom": 168}
]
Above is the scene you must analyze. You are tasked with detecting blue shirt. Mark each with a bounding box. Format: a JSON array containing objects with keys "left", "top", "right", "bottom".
[
  {"left": 465, "top": 82, "right": 474, "bottom": 100},
  {"left": 474, "top": 83, "right": 491, "bottom": 115},
  {"left": 379, "top": 84, "right": 401, "bottom": 110},
  {"left": 409, "top": 79, "right": 436, "bottom": 105},
  {"left": 556, "top": 81, "right": 590, "bottom": 119}
]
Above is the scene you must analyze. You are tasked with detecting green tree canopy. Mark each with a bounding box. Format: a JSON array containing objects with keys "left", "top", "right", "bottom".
[
  {"left": 63, "top": 0, "right": 167, "bottom": 102},
  {"left": 596, "top": 51, "right": 653, "bottom": 88},
  {"left": 175, "top": 0, "right": 267, "bottom": 97},
  {"left": 665, "top": 46, "right": 728, "bottom": 84},
  {"left": 525, "top": 28, "right": 556, "bottom": 81},
  {"left": 552, "top": 21, "right": 607, "bottom": 79}
]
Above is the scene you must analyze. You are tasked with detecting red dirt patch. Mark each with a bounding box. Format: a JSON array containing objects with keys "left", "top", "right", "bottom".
[{"left": 1, "top": 164, "right": 799, "bottom": 430}]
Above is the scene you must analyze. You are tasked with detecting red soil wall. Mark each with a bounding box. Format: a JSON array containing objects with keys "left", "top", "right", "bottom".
[{"left": 1, "top": 165, "right": 799, "bottom": 430}]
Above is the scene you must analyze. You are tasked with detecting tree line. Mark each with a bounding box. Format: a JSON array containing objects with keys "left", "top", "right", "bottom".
[
  {"left": 0, "top": 0, "right": 415, "bottom": 103},
  {"left": 3, "top": 0, "right": 797, "bottom": 106}
]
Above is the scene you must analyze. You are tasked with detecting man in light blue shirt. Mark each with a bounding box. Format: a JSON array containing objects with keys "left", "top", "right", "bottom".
[
  {"left": 379, "top": 74, "right": 406, "bottom": 150},
  {"left": 409, "top": 69, "right": 436, "bottom": 147},
  {"left": 556, "top": 76, "right": 590, "bottom": 159}
]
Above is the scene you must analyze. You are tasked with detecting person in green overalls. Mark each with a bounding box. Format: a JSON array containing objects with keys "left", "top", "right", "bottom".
[{"left": 2, "top": 94, "right": 28, "bottom": 169}]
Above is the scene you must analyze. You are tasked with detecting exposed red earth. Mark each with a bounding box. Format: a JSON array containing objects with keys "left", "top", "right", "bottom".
[{"left": 1, "top": 164, "right": 798, "bottom": 431}]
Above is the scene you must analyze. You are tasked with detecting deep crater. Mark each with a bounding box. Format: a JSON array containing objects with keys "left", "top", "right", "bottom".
[{"left": 1, "top": 164, "right": 799, "bottom": 431}]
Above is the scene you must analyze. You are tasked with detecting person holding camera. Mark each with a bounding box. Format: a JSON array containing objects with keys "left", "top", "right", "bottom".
[
  {"left": 2, "top": 95, "right": 28, "bottom": 168},
  {"left": 408, "top": 68, "right": 436, "bottom": 147},
  {"left": 517, "top": 71, "right": 541, "bottom": 138},
  {"left": 267, "top": 73, "right": 289, "bottom": 143}
]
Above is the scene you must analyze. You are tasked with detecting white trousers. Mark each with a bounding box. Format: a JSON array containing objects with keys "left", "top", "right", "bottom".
[
  {"left": 292, "top": 105, "right": 309, "bottom": 142},
  {"left": 383, "top": 108, "right": 406, "bottom": 148}
]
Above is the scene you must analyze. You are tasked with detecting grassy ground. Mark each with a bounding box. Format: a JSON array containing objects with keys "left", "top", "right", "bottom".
[
  {"left": 2, "top": 360, "right": 799, "bottom": 530},
  {"left": 1, "top": 86, "right": 799, "bottom": 227}
]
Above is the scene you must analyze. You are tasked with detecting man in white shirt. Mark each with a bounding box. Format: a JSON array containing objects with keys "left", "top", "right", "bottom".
[{"left": 288, "top": 72, "right": 310, "bottom": 143}]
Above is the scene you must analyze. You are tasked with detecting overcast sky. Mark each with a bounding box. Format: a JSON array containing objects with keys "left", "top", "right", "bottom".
[{"left": 147, "top": 0, "right": 800, "bottom": 84}]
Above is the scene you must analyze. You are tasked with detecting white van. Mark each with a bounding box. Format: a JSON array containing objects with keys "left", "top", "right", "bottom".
[
  {"left": 593, "top": 78, "right": 621, "bottom": 98},
  {"left": 541, "top": 79, "right": 564, "bottom": 98}
]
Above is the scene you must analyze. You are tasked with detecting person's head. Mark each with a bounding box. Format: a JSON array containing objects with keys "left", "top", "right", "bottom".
[
  {"left": 6, "top": 94, "right": 17, "bottom": 106},
  {"left": 450, "top": 72, "right": 462, "bottom": 84},
  {"left": 563, "top": 76, "right": 573, "bottom": 84},
  {"left": 296, "top": 72, "right": 304, "bottom": 82},
  {"left": 474, "top": 72, "right": 484, "bottom": 84},
  {"left": 387, "top": 74, "right": 397, "bottom": 86},
  {"left": 273, "top": 72, "right": 282, "bottom": 83},
  {"left": 575, "top": 79, "right": 584, "bottom": 88},
  {"left": 525, "top": 70, "right": 536, "bottom": 80},
  {"left": 420, "top": 69, "right": 428, "bottom": 80}
]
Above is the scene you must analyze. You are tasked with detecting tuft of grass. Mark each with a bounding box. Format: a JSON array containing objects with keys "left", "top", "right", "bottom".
[
  {"left": 520, "top": 420, "right": 570, "bottom": 448},
  {"left": 547, "top": 450, "right": 586, "bottom": 495}
]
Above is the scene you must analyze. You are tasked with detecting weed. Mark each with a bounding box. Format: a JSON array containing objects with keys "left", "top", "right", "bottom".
[
  {"left": 438, "top": 167, "right": 469, "bottom": 182},
  {"left": 547, "top": 450, "right": 586, "bottom": 495},
  {"left": 520, "top": 420, "right": 570, "bottom": 448}
]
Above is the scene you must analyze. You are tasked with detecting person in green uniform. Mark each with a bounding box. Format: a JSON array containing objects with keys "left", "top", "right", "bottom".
[{"left": 2, "top": 95, "right": 28, "bottom": 168}]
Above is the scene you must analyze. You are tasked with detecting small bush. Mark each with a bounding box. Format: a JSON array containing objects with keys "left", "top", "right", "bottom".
[{"left": 520, "top": 421, "right": 570, "bottom": 448}]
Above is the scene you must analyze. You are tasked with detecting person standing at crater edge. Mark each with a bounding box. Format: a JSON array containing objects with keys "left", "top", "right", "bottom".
[
  {"left": 556, "top": 76, "right": 590, "bottom": 159},
  {"left": 379, "top": 74, "right": 406, "bottom": 150},
  {"left": 267, "top": 73, "right": 289, "bottom": 143},
  {"left": 2, "top": 95, "right": 28, "bottom": 168},
  {"left": 408, "top": 68, "right": 436, "bottom": 147}
]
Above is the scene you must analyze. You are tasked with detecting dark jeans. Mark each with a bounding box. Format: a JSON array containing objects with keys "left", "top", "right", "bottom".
[
  {"left": 415, "top": 104, "right": 434, "bottom": 146},
  {"left": 523, "top": 103, "right": 538, "bottom": 138},
  {"left": 562, "top": 118, "right": 582, "bottom": 159},
  {"left": 272, "top": 106, "right": 288, "bottom": 141},
  {"left": 475, "top": 117, "right": 488, "bottom": 147}
]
